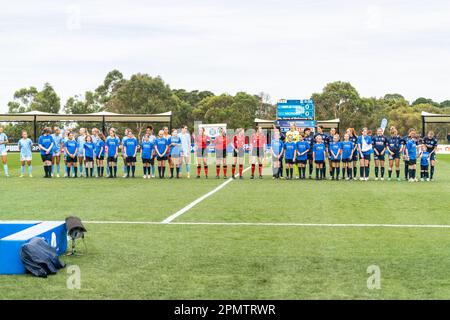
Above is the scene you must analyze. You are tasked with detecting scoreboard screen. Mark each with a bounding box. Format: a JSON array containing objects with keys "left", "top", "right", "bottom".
[{"left": 277, "top": 99, "right": 315, "bottom": 120}]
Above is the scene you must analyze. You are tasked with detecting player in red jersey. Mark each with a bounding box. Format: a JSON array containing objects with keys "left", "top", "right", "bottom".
[
  {"left": 194, "top": 127, "right": 211, "bottom": 178},
  {"left": 250, "top": 126, "right": 267, "bottom": 179},
  {"left": 232, "top": 128, "right": 246, "bottom": 179},
  {"left": 214, "top": 127, "right": 228, "bottom": 179}
]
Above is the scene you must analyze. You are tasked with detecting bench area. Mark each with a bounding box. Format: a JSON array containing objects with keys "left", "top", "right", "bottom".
[{"left": 0, "top": 221, "right": 67, "bottom": 274}]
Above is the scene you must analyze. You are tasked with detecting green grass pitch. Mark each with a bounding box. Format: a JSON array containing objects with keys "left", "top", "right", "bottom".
[{"left": 0, "top": 153, "right": 450, "bottom": 299}]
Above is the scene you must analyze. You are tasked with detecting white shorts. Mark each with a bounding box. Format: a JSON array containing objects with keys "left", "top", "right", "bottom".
[
  {"left": 0, "top": 150, "right": 7, "bottom": 156},
  {"left": 21, "top": 156, "right": 32, "bottom": 161},
  {"left": 53, "top": 151, "right": 61, "bottom": 157}
]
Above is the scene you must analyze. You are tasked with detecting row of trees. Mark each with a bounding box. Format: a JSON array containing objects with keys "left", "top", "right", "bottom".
[{"left": 3, "top": 70, "right": 450, "bottom": 140}]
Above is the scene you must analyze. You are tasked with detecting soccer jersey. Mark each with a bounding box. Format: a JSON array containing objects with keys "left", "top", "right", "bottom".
[
  {"left": 271, "top": 138, "right": 284, "bottom": 157},
  {"left": 51, "top": 133, "right": 62, "bottom": 153},
  {"left": 179, "top": 132, "right": 191, "bottom": 155},
  {"left": 141, "top": 140, "right": 154, "bottom": 159},
  {"left": 313, "top": 143, "right": 326, "bottom": 161},
  {"left": 329, "top": 142, "right": 342, "bottom": 160},
  {"left": 95, "top": 139, "right": 105, "bottom": 157},
  {"left": 0, "top": 133, "right": 8, "bottom": 153},
  {"left": 406, "top": 140, "right": 418, "bottom": 160},
  {"left": 285, "top": 130, "right": 300, "bottom": 142},
  {"left": 195, "top": 135, "right": 210, "bottom": 149},
  {"left": 106, "top": 137, "right": 120, "bottom": 157},
  {"left": 84, "top": 142, "right": 95, "bottom": 158},
  {"left": 38, "top": 135, "right": 54, "bottom": 155},
  {"left": 420, "top": 151, "right": 430, "bottom": 166},
  {"left": 304, "top": 134, "right": 314, "bottom": 154},
  {"left": 283, "top": 141, "right": 296, "bottom": 160},
  {"left": 233, "top": 135, "right": 246, "bottom": 149},
  {"left": 357, "top": 135, "right": 373, "bottom": 153},
  {"left": 64, "top": 139, "right": 78, "bottom": 155},
  {"left": 77, "top": 135, "right": 86, "bottom": 155},
  {"left": 155, "top": 137, "right": 169, "bottom": 155},
  {"left": 423, "top": 137, "right": 438, "bottom": 153},
  {"left": 251, "top": 134, "right": 266, "bottom": 148},
  {"left": 168, "top": 135, "right": 182, "bottom": 157},
  {"left": 214, "top": 135, "right": 228, "bottom": 150},
  {"left": 124, "top": 137, "right": 138, "bottom": 157},
  {"left": 341, "top": 141, "right": 354, "bottom": 159},
  {"left": 296, "top": 141, "right": 309, "bottom": 161},
  {"left": 387, "top": 135, "right": 402, "bottom": 153},
  {"left": 372, "top": 135, "right": 387, "bottom": 153},
  {"left": 121, "top": 136, "right": 129, "bottom": 154},
  {"left": 18, "top": 138, "right": 33, "bottom": 158}
]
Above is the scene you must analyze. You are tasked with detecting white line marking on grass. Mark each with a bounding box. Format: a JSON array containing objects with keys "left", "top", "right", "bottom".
[
  {"left": 85, "top": 220, "right": 450, "bottom": 229},
  {"left": 161, "top": 166, "right": 252, "bottom": 224}
]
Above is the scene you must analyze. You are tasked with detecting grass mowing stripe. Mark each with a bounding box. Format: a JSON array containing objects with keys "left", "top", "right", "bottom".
[{"left": 161, "top": 166, "right": 252, "bottom": 223}]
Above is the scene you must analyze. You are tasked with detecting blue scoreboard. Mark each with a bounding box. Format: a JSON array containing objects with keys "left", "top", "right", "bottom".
[{"left": 277, "top": 99, "right": 315, "bottom": 120}]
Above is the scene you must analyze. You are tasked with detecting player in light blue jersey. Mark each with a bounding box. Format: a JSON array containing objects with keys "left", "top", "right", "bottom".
[
  {"left": 51, "top": 126, "right": 63, "bottom": 177},
  {"left": 271, "top": 130, "right": 284, "bottom": 179},
  {"left": 18, "top": 130, "right": 33, "bottom": 177},
  {"left": 340, "top": 134, "right": 355, "bottom": 180},
  {"left": 405, "top": 132, "right": 419, "bottom": 182},
  {"left": 155, "top": 130, "right": 169, "bottom": 179},
  {"left": 295, "top": 134, "right": 310, "bottom": 180},
  {"left": 419, "top": 144, "right": 431, "bottom": 181},
  {"left": 0, "top": 126, "right": 10, "bottom": 177},
  {"left": 83, "top": 135, "right": 95, "bottom": 178},
  {"left": 106, "top": 128, "right": 120, "bottom": 178},
  {"left": 168, "top": 129, "right": 182, "bottom": 178},
  {"left": 77, "top": 128, "right": 87, "bottom": 177},
  {"left": 124, "top": 130, "right": 138, "bottom": 178},
  {"left": 313, "top": 135, "right": 327, "bottom": 180},
  {"left": 179, "top": 125, "right": 192, "bottom": 178},
  {"left": 329, "top": 134, "right": 342, "bottom": 180},
  {"left": 357, "top": 127, "right": 373, "bottom": 181},
  {"left": 64, "top": 132, "right": 79, "bottom": 178}
]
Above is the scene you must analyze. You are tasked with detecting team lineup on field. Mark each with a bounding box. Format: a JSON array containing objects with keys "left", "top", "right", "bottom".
[{"left": 0, "top": 122, "right": 439, "bottom": 182}]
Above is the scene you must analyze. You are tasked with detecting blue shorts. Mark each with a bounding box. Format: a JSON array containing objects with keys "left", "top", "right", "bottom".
[
  {"left": 374, "top": 153, "right": 385, "bottom": 161},
  {"left": 360, "top": 152, "right": 371, "bottom": 160},
  {"left": 389, "top": 152, "right": 400, "bottom": 160},
  {"left": 430, "top": 153, "right": 436, "bottom": 161}
]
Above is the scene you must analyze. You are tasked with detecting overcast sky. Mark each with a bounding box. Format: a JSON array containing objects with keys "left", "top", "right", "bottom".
[{"left": 1, "top": 0, "right": 449, "bottom": 112}]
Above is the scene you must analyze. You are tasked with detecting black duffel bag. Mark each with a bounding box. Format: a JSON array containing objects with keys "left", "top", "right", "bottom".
[{"left": 20, "top": 237, "right": 65, "bottom": 277}]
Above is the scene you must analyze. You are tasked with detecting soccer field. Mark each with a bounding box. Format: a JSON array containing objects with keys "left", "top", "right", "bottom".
[{"left": 1, "top": 153, "right": 450, "bottom": 299}]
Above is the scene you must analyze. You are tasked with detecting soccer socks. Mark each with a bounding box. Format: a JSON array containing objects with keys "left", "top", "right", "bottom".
[
  {"left": 365, "top": 166, "right": 370, "bottom": 178},
  {"left": 381, "top": 167, "right": 385, "bottom": 178},
  {"left": 375, "top": 167, "right": 379, "bottom": 178},
  {"left": 56, "top": 164, "right": 60, "bottom": 175},
  {"left": 20, "top": 165, "right": 25, "bottom": 175},
  {"left": 74, "top": 167, "right": 78, "bottom": 177},
  {"left": 158, "top": 166, "right": 162, "bottom": 178},
  {"left": 251, "top": 164, "right": 255, "bottom": 176},
  {"left": 331, "top": 167, "right": 335, "bottom": 179},
  {"left": 223, "top": 165, "right": 227, "bottom": 177},
  {"left": 289, "top": 168, "right": 293, "bottom": 179},
  {"left": 131, "top": 166, "right": 135, "bottom": 177},
  {"left": 197, "top": 165, "right": 201, "bottom": 177},
  {"left": 309, "top": 163, "right": 313, "bottom": 177},
  {"left": 126, "top": 165, "right": 131, "bottom": 177},
  {"left": 232, "top": 164, "right": 236, "bottom": 177},
  {"left": 186, "top": 164, "right": 190, "bottom": 175},
  {"left": 204, "top": 166, "right": 208, "bottom": 177},
  {"left": 239, "top": 165, "right": 243, "bottom": 177},
  {"left": 79, "top": 164, "right": 84, "bottom": 176},
  {"left": 347, "top": 167, "right": 352, "bottom": 179},
  {"left": 90, "top": 168, "right": 94, "bottom": 177},
  {"left": 259, "top": 164, "right": 263, "bottom": 177},
  {"left": 336, "top": 168, "right": 340, "bottom": 180},
  {"left": 108, "top": 166, "right": 113, "bottom": 176},
  {"left": 28, "top": 165, "right": 32, "bottom": 176},
  {"left": 67, "top": 166, "right": 71, "bottom": 177},
  {"left": 396, "top": 169, "right": 400, "bottom": 179},
  {"left": 315, "top": 168, "right": 319, "bottom": 179},
  {"left": 170, "top": 167, "right": 174, "bottom": 178},
  {"left": 113, "top": 166, "right": 117, "bottom": 177},
  {"left": 360, "top": 167, "right": 364, "bottom": 178},
  {"left": 97, "top": 167, "right": 101, "bottom": 177},
  {"left": 388, "top": 169, "right": 392, "bottom": 178},
  {"left": 151, "top": 165, "right": 155, "bottom": 176},
  {"left": 3, "top": 164, "right": 8, "bottom": 176},
  {"left": 85, "top": 168, "right": 89, "bottom": 177},
  {"left": 162, "top": 166, "right": 166, "bottom": 177},
  {"left": 285, "top": 168, "right": 289, "bottom": 177},
  {"left": 216, "top": 165, "right": 220, "bottom": 177},
  {"left": 430, "top": 166, "right": 435, "bottom": 179},
  {"left": 404, "top": 162, "right": 409, "bottom": 179},
  {"left": 353, "top": 166, "right": 357, "bottom": 179}
]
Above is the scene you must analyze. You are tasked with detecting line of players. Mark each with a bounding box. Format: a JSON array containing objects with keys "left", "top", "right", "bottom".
[
  {"left": 270, "top": 124, "right": 438, "bottom": 182},
  {"left": 0, "top": 123, "right": 439, "bottom": 181}
]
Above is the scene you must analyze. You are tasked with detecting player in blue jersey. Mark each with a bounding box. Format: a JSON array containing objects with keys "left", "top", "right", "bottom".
[
  {"left": 386, "top": 126, "right": 402, "bottom": 181},
  {"left": 341, "top": 134, "right": 354, "bottom": 180},
  {"left": 0, "top": 126, "right": 9, "bottom": 177},
  {"left": 106, "top": 128, "right": 120, "bottom": 178},
  {"left": 283, "top": 134, "right": 296, "bottom": 180},
  {"left": 155, "top": 130, "right": 169, "bottom": 179},
  {"left": 401, "top": 128, "right": 416, "bottom": 180},
  {"left": 303, "top": 128, "right": 314, "bottom": 179},
  {"left": 346, "top": 128, "right": 359, "bottom": 180},
  {"left": 326, "top": 128, "right": 337, "bottom": 178},
  {"left": 18, "top": 130, "right": 33, "bottom": 177},
  {"left": 38, "top": 127, "right": 54, "bottom": 178},
  {"left": 296, "top": 134, "right": 310, "bottom": 180},
  {"left": 329, "top": 134, "right": 342, "bottom": 180},
  {"left": 83, "top": 135, "right": 95, "bottom": 178},
  {"left": 405, "top": 132, "right": 419, "bottom": 182},
  {"left": 313, "top": 135, "right": 327, "bottom": 180},
  {"left": 64, "top": 132, "right": 79, "bottom": 178},
  {"left": 271, "top": 130, "right": 284, "bottom": 179},
  {"left": 95, "top": 133, "right": 106, "bottom": 177},
  {"left": 372, "top": 128, "right": 387, "bottom": 180},
  {"left": 141, "top": 134, "right": 154, "bottom": 179},
  {"left": 423, "top": 131, "right": 438, "bottom": 181},
  {"left": 124, "top": 130, "right": 138, "bottom": 178},
  {"left": 51, "top": 126, "right": 63, "bottom": 177},
  {"left": 314, "top": 126, "right": 328, "bottom": 179},
  {"left": 357, "top": 128, "right": 373, "bottom": 181},
  {"left": 419, "top": 144, "right": 431, "bottom": 181},
  {"left": 168, "top": 129, "right": 182, "bottom": 179}
]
